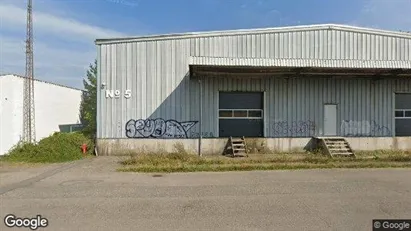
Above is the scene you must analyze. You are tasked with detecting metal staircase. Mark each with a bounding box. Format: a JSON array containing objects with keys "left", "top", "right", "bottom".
[
  {"left": 317, "top": 137, "right": 356, "bottom": 158},
  {"left": 228, "top": 136, "right": 248, "bottom": 157}
]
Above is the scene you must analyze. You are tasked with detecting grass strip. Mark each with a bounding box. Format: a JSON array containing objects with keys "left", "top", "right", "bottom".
[
  {"left": 118, "top": 161, "right": 411, "bottom": 173},
  {"left": 118, "top": 151, "right": 411, "bottom": 173}
]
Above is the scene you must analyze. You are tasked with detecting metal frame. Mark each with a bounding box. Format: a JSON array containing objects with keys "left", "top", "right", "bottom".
[
  {"left": 218, "top": 109, "right": 264, "bottom": 119},
  {"left": 394, "top": 109, "right": 411, "bottom": 119},
  {"left": 393, "top": 92, "right": 411, "bottom": 137},
  {"left": 198, "top": 78, "right": 202, "bottom": 156},
  {"left": 323, "top": 104, "right": 339, "bottom": 137},
  {"left": 96, "top": 46, "right": 101, "bottom": 139},
  {"left": 263, "top": 91, "right": 267, "bottom": 137}
]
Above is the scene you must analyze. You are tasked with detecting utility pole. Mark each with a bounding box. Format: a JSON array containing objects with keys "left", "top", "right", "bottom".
[{"left": 23, "top": 0, "right": 36, "bottom": 143}]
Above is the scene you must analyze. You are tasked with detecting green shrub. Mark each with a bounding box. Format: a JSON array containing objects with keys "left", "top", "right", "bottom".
[{"left": 3, "top": 132, "right": 94, "bottom": 163}]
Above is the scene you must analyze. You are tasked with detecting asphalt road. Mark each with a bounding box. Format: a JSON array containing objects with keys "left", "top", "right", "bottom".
[{"left": 1, "top": 157, "right": 410, "bottom": 231}]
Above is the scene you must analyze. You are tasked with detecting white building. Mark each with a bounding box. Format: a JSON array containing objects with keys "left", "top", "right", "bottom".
[{"left": 0, "top": 74, "right": 84, "bottom": 155}]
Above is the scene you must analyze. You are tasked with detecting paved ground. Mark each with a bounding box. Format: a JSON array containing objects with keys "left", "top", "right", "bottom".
[{"left": 0, "top": 157, "right": 410, "bottom": 231}]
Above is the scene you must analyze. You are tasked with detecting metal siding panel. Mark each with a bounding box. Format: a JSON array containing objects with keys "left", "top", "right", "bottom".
[
  {"left": 273, "top": 33, "right": 279, "bottom": 58},
  {"left": 107, "top": 45, "right": 114, "bottom": 138},
  {"left": 108, "top": 44, "right": 115, "bottom": 138},
  {"left": 146, "top": 42, "right": 154, "bottom": 119},
  {"left": 119, "top": 43, "right": 127, "bottom": 138},
  {"left": 373, "top": 34, "right": 378, "bottom": 60},
  {"left": 188, "top": 56, "right": 411, "bottom": 68},
  {"left": 295, "top": 31, "right": 301, "bottom": 58},
  {"left": 99, "top": 28, "right": 411, "bottom": 140},
  {"left": 97, "top": 45, "right": 102, "bottom": 138},
  {"left": 129, "top": 43, "right": 136, "bottom": 130},
  {"left": 379, "top": 36, "right": 384, "bottom": 60},
  {"left": 301, "top": 31, "right": 306, "bottom": 59},
  {"left": 335, "top": 30, "right": 340, "bottom": 59},
  {"left": 100, "top": 46, "right": 107, "bottom": 138},
  {"left": 261, "top": 33, "right": 267, "bottom": 58},
  {"left": 182, "top": 28, "right": 409, "bottom": 62},
  {"left": 156, "top": 41, "right": 163, "bottom": 118},
  {"left": 251, "top": 34, "right": 256, "bottom": 58}
]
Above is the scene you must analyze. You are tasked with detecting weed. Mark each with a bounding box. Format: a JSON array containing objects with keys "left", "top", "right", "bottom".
[
  {"left": 2, "top": 132, "right": 94, "bottom": 163},
  {"left": 173, "top": 142, "right": 187, "bottom": 154},
  {"left": 117, "top": 150, "right": 411, "bottom": 173}
]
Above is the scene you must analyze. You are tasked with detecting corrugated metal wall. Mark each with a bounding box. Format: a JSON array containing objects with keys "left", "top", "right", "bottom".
[
  {"left": 98, "top": 27, "right": 411, "bottom": 139},
  {"left": 190, "top": 77, "right": 411, "bottom": 138},
  {"left": 189, "top": 30, "right": 410, "bottom": 60}
]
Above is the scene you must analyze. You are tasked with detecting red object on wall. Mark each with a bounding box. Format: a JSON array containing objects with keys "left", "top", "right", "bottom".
[{"left": 81, "top": 144, "right": 87, "bottom": 155}]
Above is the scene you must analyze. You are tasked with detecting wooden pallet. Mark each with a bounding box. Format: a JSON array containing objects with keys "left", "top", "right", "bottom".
[{"left": 317, "top": 137, "right": 356, "bottom": 158}]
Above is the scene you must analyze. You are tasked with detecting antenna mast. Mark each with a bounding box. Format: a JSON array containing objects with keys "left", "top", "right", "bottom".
[{"left": 23, "top": 0, "right": 36, "bottom": 143}]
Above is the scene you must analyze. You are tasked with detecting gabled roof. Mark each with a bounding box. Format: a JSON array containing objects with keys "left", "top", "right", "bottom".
[
  {"left": 95, "top": 24, "right": 411, "bottom": 45},
  {"left": 0, "top": 74, "right": 83, "bottom": 91}
]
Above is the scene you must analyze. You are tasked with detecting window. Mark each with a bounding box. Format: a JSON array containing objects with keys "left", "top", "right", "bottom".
[
  {"left": 219, "top": 110, "right": 233, "bottom": 118},
  {"left": 395, "top": 93, "right": 411, "bottom": 136},
  {"left": 248, "top": 110, "right": 262, "bottom": 118},
  {"left": 233, "top": 110, "right": 247, "bottom": 117},
  {"left": 218, "top": 109, "right": 263, "bottom": 119},
  {"left": 395, "top": 110, "right": 411, "bottom": 118}
]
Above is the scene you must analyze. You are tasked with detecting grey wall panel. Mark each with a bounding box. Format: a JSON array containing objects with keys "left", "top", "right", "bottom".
[
  {"left": 395, "top": 93, "right": 411, "bottom": 109},
  {"left": 187, "top": 77, "right": 411, "bottom": 139},
  {"left": 97, "top": 27, "right": 411, "bottom": 139},
  {"left": 99, "top": 37, "right": 196, "bottom": 139},
  {"left": 191, "top": 29, "right": 410, "bottom": 61}
]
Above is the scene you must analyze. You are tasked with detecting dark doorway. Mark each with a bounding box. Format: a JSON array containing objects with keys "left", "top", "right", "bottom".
[
  {"left": 395, "top": 93, "right": 411, "bottom": 136},
  {"left": 218, "top": 92, "right": 264, "bottom": 137}
]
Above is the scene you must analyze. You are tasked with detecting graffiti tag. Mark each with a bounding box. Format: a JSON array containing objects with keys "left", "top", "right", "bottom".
[
  {"left": 340, "top": 120, "right": 391, "bottom": 137},
  {"left": 272, "top": 120, "right": 316, "bottom": 136},
  {"left": 125, "top": 118, "right": 198, "bottom": 138}
]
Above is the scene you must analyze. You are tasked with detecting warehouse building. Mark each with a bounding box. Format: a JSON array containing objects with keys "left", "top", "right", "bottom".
[
  {"left": 95, "top": 24, "right": 411, "bottom": 156},
  {"left": 0, "top": 74, "right": 83, "bottom": 155}
]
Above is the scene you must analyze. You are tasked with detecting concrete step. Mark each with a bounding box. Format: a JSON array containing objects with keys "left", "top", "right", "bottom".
[
  {"left": 331, "top": 150, "right": 353, "bottom": 153},
  {"left": 332, "top": 152, "right": 355, "bottom": 156},
  {"left": 325, "top": 141, "right": 347, "bottom": 144},
  {"left": 320, "top": 137, "right": 355, "bottom": 158},
  {"left": 233, "top": 144, "right": 245, "bottom": 147},
  {"left": 327, "top": 144, "right": 349, "bottom": 147}
]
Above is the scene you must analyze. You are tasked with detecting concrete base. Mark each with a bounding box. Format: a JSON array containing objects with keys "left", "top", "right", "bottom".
[{"left": 96, "top": 137, "right": 411, "bottom": 156}]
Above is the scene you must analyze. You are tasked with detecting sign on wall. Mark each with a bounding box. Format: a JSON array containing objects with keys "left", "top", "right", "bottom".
[{"left": 105, "top": 90, "right": 131, "bottom": 99}]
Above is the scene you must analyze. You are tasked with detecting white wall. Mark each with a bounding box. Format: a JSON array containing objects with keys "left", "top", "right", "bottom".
[{"left": 0, "top": 75, "right": 83, "bottom": 155}]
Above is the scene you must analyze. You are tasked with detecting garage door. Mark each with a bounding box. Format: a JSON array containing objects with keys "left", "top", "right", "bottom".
[
  {"left": 395, "top": 93, "right": 411, "bottom": 136},
  {"left": 218, "top": 92, "right": 264, "bottom": 137}
]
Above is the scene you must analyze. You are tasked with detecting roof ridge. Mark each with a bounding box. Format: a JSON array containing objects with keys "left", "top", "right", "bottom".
[{"left": 95, "top": 23, "right": 411, "bottom": 45}]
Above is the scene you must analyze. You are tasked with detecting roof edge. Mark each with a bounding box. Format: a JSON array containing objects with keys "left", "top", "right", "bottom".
[
  {"left": 188, "top": 56, "right": 411, "bottom": 70},
  {"left": 0, "top": 74, "right": 84, "bottom": 91},
  {"left": 95, "top": 24, "right": 411, "bottom": 45}
]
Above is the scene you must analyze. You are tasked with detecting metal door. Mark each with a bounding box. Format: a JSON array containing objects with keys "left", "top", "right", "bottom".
[
  {"left": 324, "top": 104, "right": 337, "bottom": 136},
  {"left": 218, "top": 92, "right": 264, "bottom": 137}
]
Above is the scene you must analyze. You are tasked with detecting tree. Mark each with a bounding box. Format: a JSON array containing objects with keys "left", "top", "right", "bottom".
[{"left": 79, "top": 60, "right": 97, "bottom": 139}]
